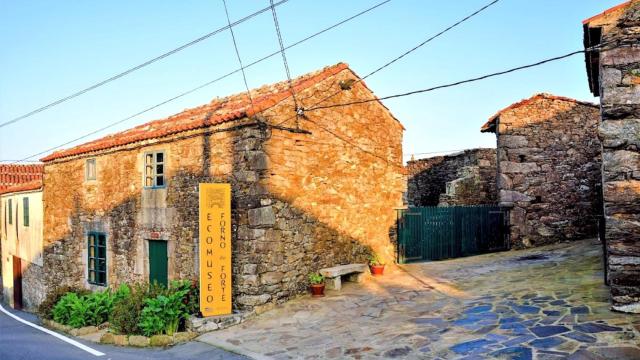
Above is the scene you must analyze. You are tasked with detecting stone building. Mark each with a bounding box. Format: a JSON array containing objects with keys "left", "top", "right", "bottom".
[
  {"left": 406, "top": 149, "right": 497, "bottom": 207},
  {"left": 583, "top": 0, "right": 640, "bottom": 313},
  {"left": 39, "top": 63, "right": 405, "bottom": 311},
  {"left": 0, "top": 178, "right": 45, "bottom": 311},
  {"left": 481, "top": 93, "right": 602, "bottom": 248}
]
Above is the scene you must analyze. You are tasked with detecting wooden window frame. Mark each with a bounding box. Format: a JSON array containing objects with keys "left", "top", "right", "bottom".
[
  {"left": 86, "top": 158, "right": 97, "bottom": 181},
  {"left": 144, "top": 151, "right": 166, "bottom": 189},
  {"left": 22, "top": 197, "right": 29, "bottom": 227},
  {"left": 87, "top": 232, "right": 107, "bottom": 286}
]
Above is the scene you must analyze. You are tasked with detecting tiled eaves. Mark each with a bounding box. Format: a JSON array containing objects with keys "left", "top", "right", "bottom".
[
  {"left": 0, "top": 179, "right": 43, "bottom": 196},
  {"left": 41, "top": 63, "right": 353, "bottom": 163}
]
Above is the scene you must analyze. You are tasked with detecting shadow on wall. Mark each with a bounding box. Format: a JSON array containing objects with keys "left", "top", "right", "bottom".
[
  {"left": 37, "top": 122, "right": 380, "bottom": 312},
  {"left": 494, "top": 101, "right": 603, "bottom": 247}
]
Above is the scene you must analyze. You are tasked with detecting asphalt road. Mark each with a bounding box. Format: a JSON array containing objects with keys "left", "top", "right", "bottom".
[{"left": 0, "top": 305, "right": 247, "bottom": 360}]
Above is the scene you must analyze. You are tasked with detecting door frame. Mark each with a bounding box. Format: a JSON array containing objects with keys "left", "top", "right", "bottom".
[{"left": 12, "top": 255, "right": 23, "bottom": 310}]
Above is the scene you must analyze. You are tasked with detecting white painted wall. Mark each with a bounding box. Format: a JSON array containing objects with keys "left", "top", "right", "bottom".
[{"left": 0, "top": 190, "right": 43, "bottom": 306}]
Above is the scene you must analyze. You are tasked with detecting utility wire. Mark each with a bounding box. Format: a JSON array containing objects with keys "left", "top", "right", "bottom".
[
  {"left": 269, "top": 0, "right": 301, "bottom": 121},
  {"left": 0, "top": 0, "right": 290, "bottom": 130},
  {"left": 9, "top": 0, "right": 392, "bottom": 163},
  {"left": 222, "top": 0, "right": 257, "bottom": 114},
  {"left": 306, "top": 49, "right": 595, "bottom": 112},
  {"left": 305, "top": 0, "right": 502, "bottom": 112}
]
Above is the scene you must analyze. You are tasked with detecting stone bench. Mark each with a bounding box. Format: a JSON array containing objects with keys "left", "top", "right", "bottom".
[{"left": 319, "top": 264, "right": 367, "bottom": 291}]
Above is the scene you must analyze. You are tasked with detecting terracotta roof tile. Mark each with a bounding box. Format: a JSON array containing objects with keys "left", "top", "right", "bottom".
[
  {"left": 42, "top": 63, "right": 351, "bottom": 162},
  {"left": 0, "top": 164, "right": 45, "bottom": 193},
  {"left": 480, "top": 93, "right": 598, "bottom": 133},
  {"left": 0, "top": 179, "right": 43, "bottom": 196}
]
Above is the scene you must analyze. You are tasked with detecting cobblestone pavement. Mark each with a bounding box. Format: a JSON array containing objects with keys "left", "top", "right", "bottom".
[{"left": 199, "top": 239, "right": 640, "bottom": 359}]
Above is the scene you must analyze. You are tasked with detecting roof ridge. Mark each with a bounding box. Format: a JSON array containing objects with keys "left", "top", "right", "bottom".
[
  {"left": 480, "top": 93, "right": 599, "bottom": 132},
  {"left": 583, "top": 1, "right": 632, "bottom": 25}
]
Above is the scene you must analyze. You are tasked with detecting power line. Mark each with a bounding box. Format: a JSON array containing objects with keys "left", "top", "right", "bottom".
[
  {"left": 9, "top": 0, "right": 392, "bottom": 163},
  {"left": 269, "top": 0, "right": 301, "bottom": 120},
  {"left": 222, "top": 0, "right": 257, "bottom": 114},
  {"left": 0, "top": 0, "right": 291, "bottom": 130},
  {"left": 306, "top": 49, "right": 594, "bottom": 112},
  {"left": 305, "top": 0, "right": 502, "bottom": 112}
]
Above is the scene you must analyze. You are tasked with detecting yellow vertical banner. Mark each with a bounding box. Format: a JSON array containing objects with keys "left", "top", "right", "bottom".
[{"left": 199, "top": 183, "right": 232, "bottom": 317}]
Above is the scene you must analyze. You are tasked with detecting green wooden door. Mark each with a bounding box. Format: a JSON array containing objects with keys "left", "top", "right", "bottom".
[{"left": 149, "top": 240, "right": 168, "bottom": 287}]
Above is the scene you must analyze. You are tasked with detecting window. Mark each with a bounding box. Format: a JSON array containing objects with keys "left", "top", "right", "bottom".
[
  {"left": 86, "top": 158, "right": 97, "bottom": 181},
  {"left": 23, "top": 197, "right": 29, "bottom": 227},
  {"left": 88, "top": 233, "right": 107, "bottom": 286},
  {"left": 144, "top": 151, "right": 165, "bottom": 188},
  {"left": 8, "top": 199, "right": 12, "bottom": 225}
]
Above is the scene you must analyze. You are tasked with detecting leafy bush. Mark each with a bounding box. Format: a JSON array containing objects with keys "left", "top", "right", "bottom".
[
  {"left": 110, "top": 283, "right": 145, "bottom": 335},
  {"left": 52, "top": 288, "right": 122, "bottom": 328},
  {"left": 38, "top": 286, "right": 90, "bottom": 320},
  {"left": 308, "top": 272, "right": 324, "bottom": 285},
  {"left": 171, "top": 279, "right": 199, "bottom": 315},
  {"left": 52, "top": 292, "right": 83, "bottom": 326},
  {"left": 139, "top": 285, "right": 190, "bottom": 336}
]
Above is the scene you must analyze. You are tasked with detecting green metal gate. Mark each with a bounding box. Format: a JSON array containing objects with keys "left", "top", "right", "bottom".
[{"left": 397, "top": 206, "right": 510, "bottom": 263}]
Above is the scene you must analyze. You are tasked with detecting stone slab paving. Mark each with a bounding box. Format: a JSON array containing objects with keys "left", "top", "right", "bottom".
[{"left": 199, "top": 239, "right": 640, "bottom": 359}]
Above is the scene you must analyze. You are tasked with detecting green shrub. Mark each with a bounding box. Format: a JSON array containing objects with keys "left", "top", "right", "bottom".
[
  {"left": 110, "top": 283, "right": 145, "bottom": 335},
  {"left": 52, "top": 288, "right": 117, "bottom": 328},
  {"left": 170, "top": 279, "right": 199, "bottom": 315},
  {"left": 38, "top": 286, "right": 90, "bottom": 320},
  {"left": 139, "top": 286, "right": 190, "bottom": 336}
]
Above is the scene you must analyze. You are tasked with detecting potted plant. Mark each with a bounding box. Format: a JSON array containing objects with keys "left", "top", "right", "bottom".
[
  {"left": 369, "top": 254, "right": 385, "bottom": 276},
  {"left": 308, "top": 272, "right": 325, "bottom": 297}
]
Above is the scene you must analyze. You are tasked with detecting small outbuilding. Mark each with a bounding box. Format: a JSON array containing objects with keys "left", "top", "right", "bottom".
[{"left": 481, "top": 93, "right": 603, "bottom": 248}]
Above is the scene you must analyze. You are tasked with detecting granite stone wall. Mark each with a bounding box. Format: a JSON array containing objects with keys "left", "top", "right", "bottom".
[
  {"left": 491, "top": 96, "right": 602, "bottom": 248},
  {"left": 590, "top": 2, "right": 640, "bottom": 313},
  {"left": 41, "top": 68, "right": 404, "bottom": 312},
  {"left": 406, "top": 149, "right": 497, "bottom": 207}
]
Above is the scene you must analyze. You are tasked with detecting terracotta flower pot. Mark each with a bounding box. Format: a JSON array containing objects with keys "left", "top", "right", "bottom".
[
  {"left": 370, "top": 264, "right": 385, "bottom": 276},
  {"left": 310, "top": 283, "right": 325, "bottom": 297}
]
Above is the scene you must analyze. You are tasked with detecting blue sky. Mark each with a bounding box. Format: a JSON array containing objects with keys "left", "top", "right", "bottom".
[{"left": 0, "top": 0, "right": 622, "bottom": 162}]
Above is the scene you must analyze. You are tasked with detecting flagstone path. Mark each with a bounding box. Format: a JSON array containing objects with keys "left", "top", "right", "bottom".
[{"left": 198, "top": 239, "right": 640, "bottom": 359}]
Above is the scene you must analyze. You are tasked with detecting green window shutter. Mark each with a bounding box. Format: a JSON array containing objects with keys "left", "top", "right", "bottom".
[
  {"left": 23, "top": 197, "right": 29, "bottom": 227},
  {"left": 8, "top": 199, "right": 12, "bottom": 225}
]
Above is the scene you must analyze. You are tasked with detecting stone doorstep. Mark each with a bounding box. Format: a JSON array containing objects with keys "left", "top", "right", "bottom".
[
  {"left": 186, "top": 310, "right": 255, "bottom": 334},
  {"left": 42, "top": 318, "right": 197, "bottom": 348}
]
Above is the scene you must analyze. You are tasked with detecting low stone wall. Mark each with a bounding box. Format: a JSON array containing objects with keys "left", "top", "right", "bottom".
[{"left": 406, "top": 149, "right": 497, "bottom": 207}]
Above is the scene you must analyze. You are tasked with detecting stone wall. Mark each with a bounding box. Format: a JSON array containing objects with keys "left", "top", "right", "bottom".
[
  {"left": 491, "top": 95, "right": 602, "bottom": 248},
  {"left": 406, "top": 149, "right": 497, "bottom": 207},
  {"left": 587, "top": 1, "right": 640, "bottom": 313},
  {"left": 42, "top": 67, "right": 404, "bottom": 312}
]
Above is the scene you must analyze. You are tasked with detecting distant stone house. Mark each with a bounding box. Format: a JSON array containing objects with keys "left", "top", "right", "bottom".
[
  {"left": 406, "top": 149, "right": 497, "bottom": 207},
  {"left": 583, "top": 0, "right": 640, "bottom": 313},
  {"left": 0, "top": 164, "right": 45, "bottom": 311},
  {"left": 481, "top": 93, "right": 602, "bottom": 248},
  {"left": 38, "top": 63, "right": 405, "bottom": 311}
]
